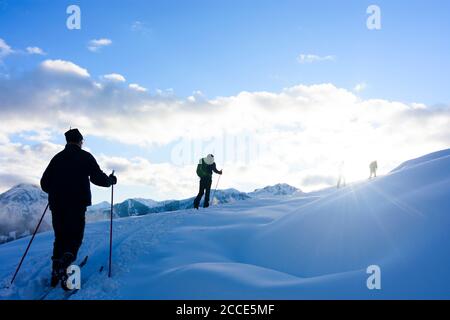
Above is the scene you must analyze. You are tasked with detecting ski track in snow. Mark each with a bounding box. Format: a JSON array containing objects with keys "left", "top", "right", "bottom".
[{"left": 0, "top": 211, "right": 185, "bottom": 300}]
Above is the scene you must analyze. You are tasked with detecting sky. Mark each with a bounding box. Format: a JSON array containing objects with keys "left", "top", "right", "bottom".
[{"left": 0, "top": 0, "right": 449, "bottom": 203}]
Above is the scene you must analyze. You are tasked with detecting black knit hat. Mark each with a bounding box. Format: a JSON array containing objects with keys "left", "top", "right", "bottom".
[{"left": 65, "top": 128, "right": 83, "bottom": 143}]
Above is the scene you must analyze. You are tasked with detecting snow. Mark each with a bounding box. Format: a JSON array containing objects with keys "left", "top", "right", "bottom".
[
  {"left": 390, "top": 148, "right": 450, "bottom": 172},
  {"left": 0, "top": 149, "right": 450, "bottom": 299}
]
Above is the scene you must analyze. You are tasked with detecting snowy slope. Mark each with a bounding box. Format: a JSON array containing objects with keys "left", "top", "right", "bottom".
[
  {"left": 391, "top": 148, "right": 450, "bottom": 172},
  {"left": 0, "top": 149, "right": 450, "bottom": 299}
]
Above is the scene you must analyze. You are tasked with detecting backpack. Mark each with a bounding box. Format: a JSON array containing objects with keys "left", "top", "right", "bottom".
[{"left": 196, "top": 159, "right": 209, "bottom": 178}]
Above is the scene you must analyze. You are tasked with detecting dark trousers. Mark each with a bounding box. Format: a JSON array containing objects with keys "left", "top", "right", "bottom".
[
  {"left": 51, "top": 206, "right": 86, "bottom": 264},
  {"left": 193, "top": 177, "right": 212, "bottom": 208}
]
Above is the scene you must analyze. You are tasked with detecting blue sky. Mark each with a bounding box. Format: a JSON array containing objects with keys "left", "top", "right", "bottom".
[
  {"left": 1, "top": 0, "right": 449, "bottom": 203},
  {"left": 2, "top": 0, "right": 450, "bottom": 103}
]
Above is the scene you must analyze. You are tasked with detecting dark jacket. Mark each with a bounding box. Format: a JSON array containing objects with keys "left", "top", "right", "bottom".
[
  {"left": 41, "top": 144, "right": 111, "bottom": 209},
  {"left": 196, "top": 159, "right": 221, "bottom": 179}
]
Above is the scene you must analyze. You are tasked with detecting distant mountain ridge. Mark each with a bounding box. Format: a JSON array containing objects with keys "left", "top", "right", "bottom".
[
  {"left": 249, "top": 183, "right": 304, "bottom": 197},
  {"left": 0, "top": 183, "right": 302, "bottom": 243},
  {"left": 87, "top": 188, "right": 252, "bottom": 220},
  {"left": 0, "top": 184, "right": 50, "bottom": 243}
]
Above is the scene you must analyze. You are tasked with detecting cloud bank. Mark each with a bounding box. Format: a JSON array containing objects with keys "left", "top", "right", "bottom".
[{"left": 0, "top": 59, "right": 449, "bottom": 198}]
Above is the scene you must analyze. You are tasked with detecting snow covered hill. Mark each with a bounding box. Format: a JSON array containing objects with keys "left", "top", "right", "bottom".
[
  {"left": 0, "top": 149, "right": 449, "bottom": 299},
  {"left": 391, "top": 148, "right": 450, "bottom": 172},
  {"left": 0, "top": 184, "right": 49, "bottom": 244}
]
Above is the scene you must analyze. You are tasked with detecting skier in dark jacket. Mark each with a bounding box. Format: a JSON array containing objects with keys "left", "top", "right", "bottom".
[
  {"left": 41, "top": 128, "right": 117, "bottom": 287},
  {"left": 193, "top": 154, "right": 222, "bottom": 209}
]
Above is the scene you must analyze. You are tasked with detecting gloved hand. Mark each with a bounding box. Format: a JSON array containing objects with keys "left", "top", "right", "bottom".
[
  {"left": 109, "top": 173, "right": 117, "bottom": 185},
  {"left": 219, "top": 170, "right": 223, "bottom": 175}
]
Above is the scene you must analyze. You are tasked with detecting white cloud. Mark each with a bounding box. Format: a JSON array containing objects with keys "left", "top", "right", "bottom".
[
  {"left": 354, "top": 82, "right": 367, "bottom": 92},
  {"left": 0, "top": 38, "right": 14, "bottom": 59},
  {"left": 26, "top": 46, "right": 46, "bottom": 55},
  {"left": 88, "top": 38, "right": 112, "bottom": 52},
  {"left": 102, "top": 73, "right": 126, "bottom": 82},
  {"left": 297, "top": 54, "right": 335, "bottom": 64},
  {"left": 131, "top": 21, "right": 151, "bottom": 35},
  {"left": 97, "top": 155, "right": 196, "bottom": 200},
  {"left": 0, "top": 60, "right": 449, "bottom": 198},
  {"left": 1, "top": 39, "right": 48, "bottom": 60},
  {"left": 0, "top": 141, "right": 63, "bottom": 192},
  {"left": 129, "top": 83, "right": 147, "bottom": 92},
  {"left": 40, "top": 59, "right": 90, "bottom": 77}
]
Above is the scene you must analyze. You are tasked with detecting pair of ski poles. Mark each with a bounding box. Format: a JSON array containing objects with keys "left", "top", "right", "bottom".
[{"left": 8, "top": 172, "right": 116, "bottom": 288}]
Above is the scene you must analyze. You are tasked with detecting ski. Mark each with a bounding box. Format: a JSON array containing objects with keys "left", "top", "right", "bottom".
[
  {"left": 39, "top": 255, "right": 88, "bottom": 300},
  {"left": 62, "top": 262, "right": 106, "bottom": 300}
]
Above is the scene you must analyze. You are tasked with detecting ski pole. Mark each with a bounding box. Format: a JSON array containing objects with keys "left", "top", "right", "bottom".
[
  {"left": 108, "top": 170, "right": 115, "bottom": 278},
  {"left": 211, "top": 173, "right": 222, "bottom": 206},
  {"left": 9, "top": 203, "right": 49, "bottom": 287}
]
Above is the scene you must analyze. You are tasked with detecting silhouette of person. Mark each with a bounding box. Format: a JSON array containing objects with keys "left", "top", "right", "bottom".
[
  {"left": 40, "top": 128, "right": 117, "bottom": 288},
  {"left": 369, "top": 160, "right": 378, "bottom": 179},
  {"left": 193, "top": 154, "right": 222, "bottom": 209},
  {"left": 337, "top": 161, "right": 346, "bottom": 188}
]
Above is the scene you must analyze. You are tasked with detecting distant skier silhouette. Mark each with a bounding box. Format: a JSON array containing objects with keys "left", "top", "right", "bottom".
[
  {"left": 193, "top": 154, "right": 222, "bottom": 209},
  {"left": 40, "top": 128, "right": 117, "bottom": 288},
  {"left": 337, "top": 161, "right": 346, "bottom": 188},
  {"left": 369, "top": 160, "right": 378, "bottom": 179}
]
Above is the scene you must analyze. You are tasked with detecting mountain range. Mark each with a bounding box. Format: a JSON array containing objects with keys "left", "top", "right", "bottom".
[{"left": 0, "top": 182, "right": 302, "bottom": 244}]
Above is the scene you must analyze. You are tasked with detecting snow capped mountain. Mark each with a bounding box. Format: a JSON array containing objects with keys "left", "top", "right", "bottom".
[
  {"left": 212, "top": 188, "right": 251, "bottom": 203},
  {"left": 134, "top": 198, "right": 159, "bottom": 208},
  {"left": 85, "top": 201, "right": 110, "bottom": 221},
  {"left": 89, "top": 201, "right": 110, "bottom": 211},
  {"left": 87, "top": 188, "right": 251, "bottom": 220},
  {"left": 0, "top": 184, "right": 49, "bottom": 244},
  {"left": 249, "top": 183, "right": 303, "bottom": 198},
  {"left": 0, "top": 182, "right": 298, "bottom": 242},
  {"left": 0, "top": 184, "right": 47, "bottom": 205}
]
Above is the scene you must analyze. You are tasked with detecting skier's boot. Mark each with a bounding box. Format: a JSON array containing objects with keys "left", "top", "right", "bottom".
[
  {"left": 60, "top": 252, "right": 75, "bottom": 291},
  {"left": 50, "top": 258, "right": 64, "bottom": 288}
]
